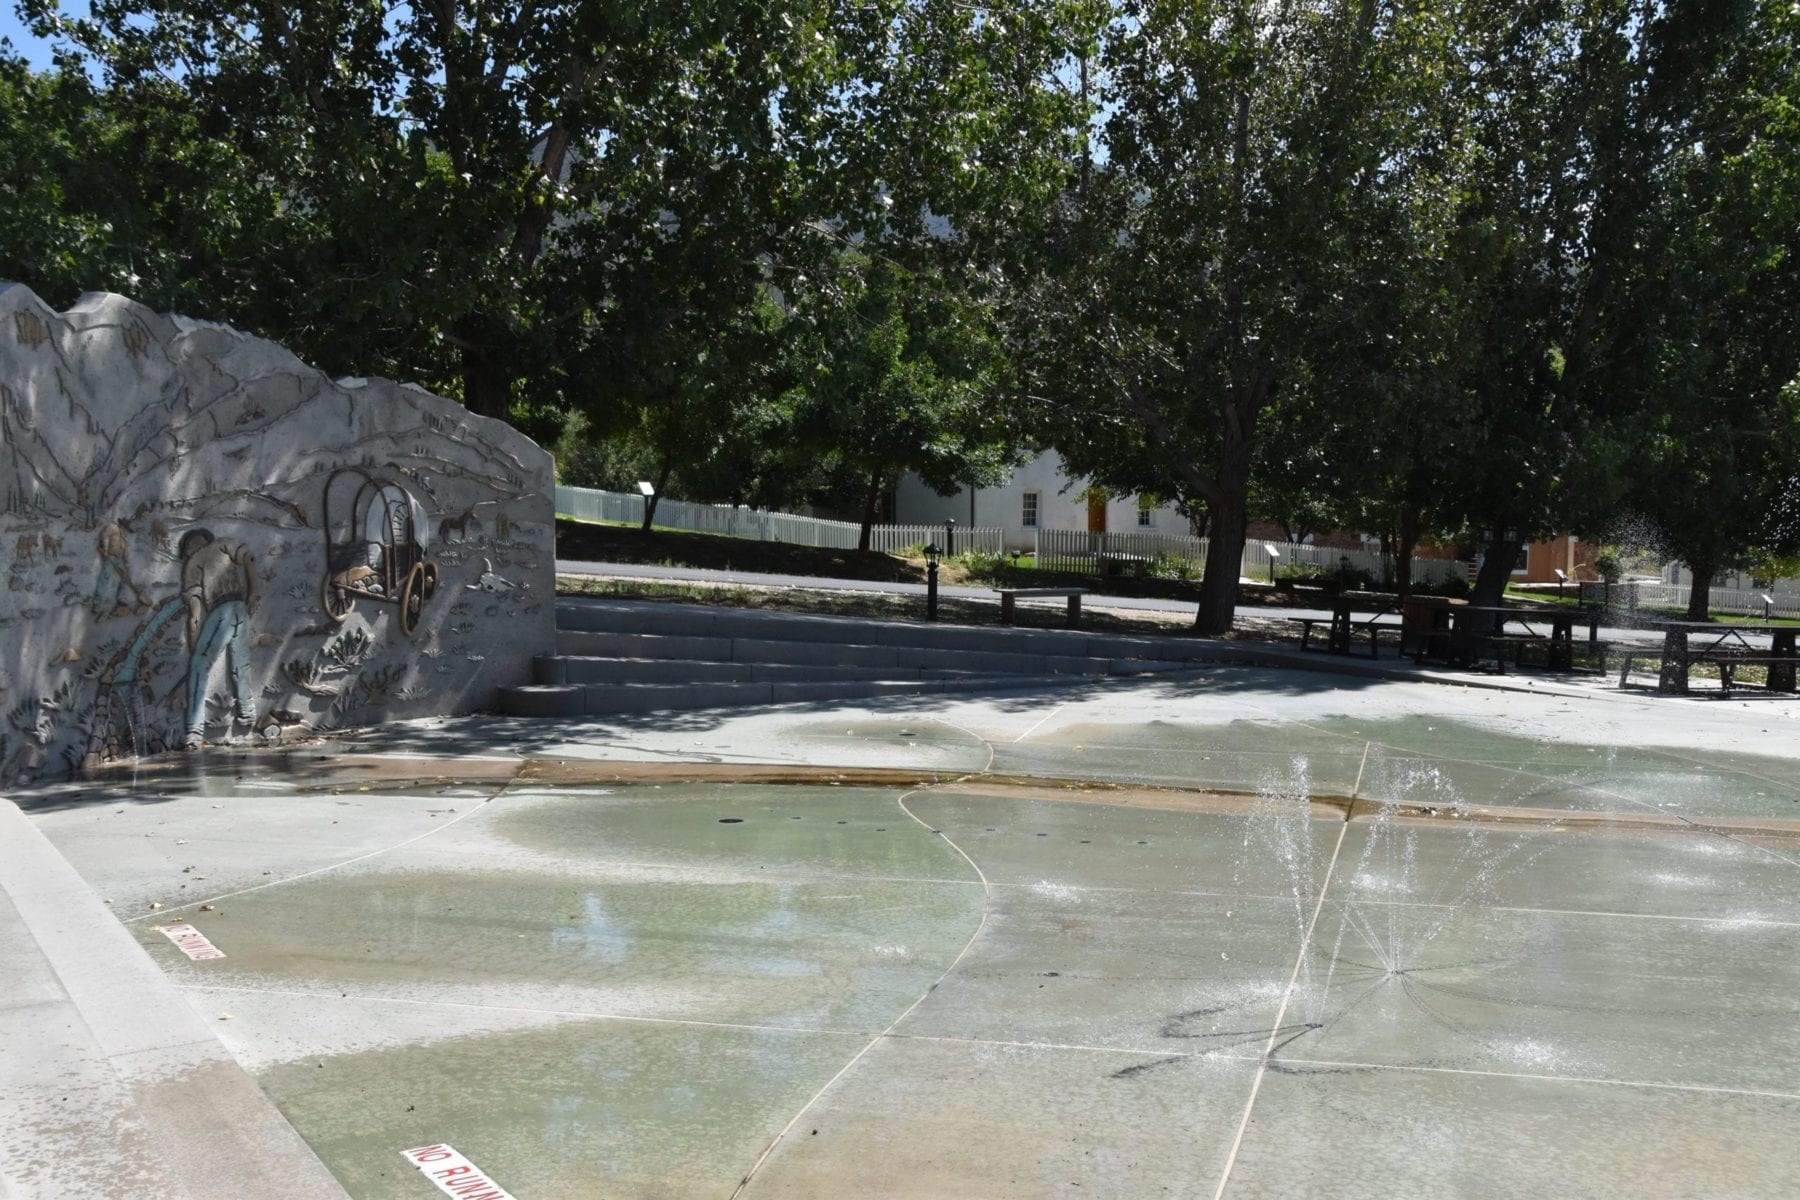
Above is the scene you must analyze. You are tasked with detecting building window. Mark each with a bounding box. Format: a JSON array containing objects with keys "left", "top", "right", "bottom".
[
  {"left": 1137, "top": 498, "right": 1154, "bottom": 527},
  {"left": 1021, "top": 491, "right": 1039, "bottom": 529}
]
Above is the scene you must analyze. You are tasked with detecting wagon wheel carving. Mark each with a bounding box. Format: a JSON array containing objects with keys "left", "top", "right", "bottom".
[
  {"left": 399, "top": 563, "right": 426, "bottom": 637},
  {"left": 321, "top": 572, "right": 353, "bottom": 624}
]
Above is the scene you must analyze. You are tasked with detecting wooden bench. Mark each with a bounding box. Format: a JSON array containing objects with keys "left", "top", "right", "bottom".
[
  {"left": 1570, "top": 639, "right": 1615, "bottom": 674},
  {"left": 1287, "top": 617, "right": 1328, "bottom": 651},
  {"left": 1715, "top": 653, "right": 1799, "bottom": 692},
  {"left": 1476, "top": 632, "right": 1546, "bottom": 673},
  {"left": 1625, "top": 648, "right": 1798, "bottom": 692},
  {"left": 1288, "top": 616, "right": 1402, "bottom": 658},
  {"left": 998, "top": 587, "right": 1086, "bottom": 629}
]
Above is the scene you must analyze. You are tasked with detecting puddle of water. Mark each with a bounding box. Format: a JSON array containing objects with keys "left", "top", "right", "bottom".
[
  {"left": 794, "top": 720, "right": 978, "bottom": 748},
  {"left": 142, "top": 865, "right": 983, "bottom": 1032},
  {"left": 905, "top": 789, "right": 1340, "bottom": 895},
  {"left": 995, "top": 716, "right": 1800, "bottom": 819},
  {"left": 259, "top": 1018, "right": 865, "bottom": 1199},
  {"left": 492, "top": 783, "right": 980, "bottom": 882}
]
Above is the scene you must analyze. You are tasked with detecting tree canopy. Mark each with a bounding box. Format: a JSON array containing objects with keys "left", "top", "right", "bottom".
[{"left": 7, "top": 0, "right": 1800, "bottom": 622}]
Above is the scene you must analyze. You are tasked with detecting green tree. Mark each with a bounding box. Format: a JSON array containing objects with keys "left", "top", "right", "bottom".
[
  {"left": 0, "top": 56, "right": 270, "bottom": 311},
  {"left": 788, "top": 258, "right": 1023, "bottom": 549},
  {"left": 18, "top": 0, "right": 842, "bottom": 422},
  {"left": 1622, "top": 0, "right": 1800, "bottom": 617},
  {"left": 1423, "top": 1, "right": 1763, "bottom": 608},
  {"left": 1021, "top": 0, "right": 1452, "bottom": 632},
  {"left": 1253, "top": 49, "right": 1491, "bottom": 602}
]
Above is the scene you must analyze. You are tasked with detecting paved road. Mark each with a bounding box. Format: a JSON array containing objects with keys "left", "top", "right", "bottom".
[{"left": 556, "top": 558, "right": 1669, "bottom": 645}]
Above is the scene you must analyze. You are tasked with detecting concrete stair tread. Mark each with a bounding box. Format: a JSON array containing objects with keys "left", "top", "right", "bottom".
[
  {"left": 554, "top": 630, "right": 1120, "bottom": 675},
  {"left": 555, "top": 596, "right": 1220, "bottom": 663},
  {"left": 501, "top": 598, "right": 1224, "bottom": 717},
  {"left": 536, "top": 654, "right": 984, "bottom": 685},
  {"left": 498, "top": 673, "right": 1107, "bottom": 717}
]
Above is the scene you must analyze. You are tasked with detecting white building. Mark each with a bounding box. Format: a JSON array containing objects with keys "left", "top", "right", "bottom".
[{"left": 893, "top": 450, "right": 1193, "bottom": 552}]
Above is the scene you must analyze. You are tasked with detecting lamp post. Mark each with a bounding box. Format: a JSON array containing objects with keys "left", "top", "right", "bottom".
[
  {"left": 1762, "top": 594, "right": 1774, "bottom": 623},
  {"left": 944, "top": 518, "right": 956, "bottom": 559},
  {"left": 1265, "top": 543, "right": 1280, "bottom": 585},
  {"left": 924, "top": 543, "right": 941, "bottom": 621}
]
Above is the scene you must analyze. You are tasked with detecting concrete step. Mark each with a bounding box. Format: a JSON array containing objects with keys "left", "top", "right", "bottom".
[
  {"left": 535, "top": 655, "right": 979, "bottom": 686},
  {"left": 500, "top": 598, "right": 1222, "bottom": 719},
  {"left": 498, "top": 674, "right": 1093, "bottom": 718},
  {"left": 555, "top": 597, "right": 1221, "bottom": 664},
  {"left": 554, "top": 629, "right": 1118, "bottom": 677}
]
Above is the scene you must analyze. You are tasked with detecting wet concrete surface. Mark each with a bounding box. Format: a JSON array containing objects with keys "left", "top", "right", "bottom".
[{"left": 11, "top": 666, "right": 1800, "bottom": 1197}]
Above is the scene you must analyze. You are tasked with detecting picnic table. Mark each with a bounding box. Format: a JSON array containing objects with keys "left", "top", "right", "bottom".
[
  {"left": 1646, "top": 622, "right": 1799, "bottom": 694},
  {"left": 1412, "top": 603, "right": 1605, "bottom": 673},
  {"left": 1289, "top": 597, "right": 1400, "bottom": 658},
  {"left": 1474, "top": 604, "right": 1602, "bottom": 672}
]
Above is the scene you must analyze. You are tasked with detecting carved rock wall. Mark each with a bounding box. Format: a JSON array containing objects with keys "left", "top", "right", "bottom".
[{"left": 0, "top": 284, "right": 555, "bottom": 784}]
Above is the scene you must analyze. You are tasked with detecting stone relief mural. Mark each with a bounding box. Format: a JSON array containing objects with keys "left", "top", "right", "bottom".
[{"left": 0, "top": 284, "right": 555, "bottom": 785}]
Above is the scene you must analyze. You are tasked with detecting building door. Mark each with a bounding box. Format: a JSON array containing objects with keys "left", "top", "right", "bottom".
[{"left": 1086, "top": 489, "right": 1107, "bottom": 533}]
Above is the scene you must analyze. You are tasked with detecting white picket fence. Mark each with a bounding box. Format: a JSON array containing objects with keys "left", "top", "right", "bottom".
[
  {"left": 559, "top": 483, "right": 1483, "bottom": 585},
  {"left": 1585, "top": 579, "right": 1800, "bottom": 618},
  {"left": 555, "top": 485, "right": 1003, "bottom": 554},
  {"left": 1034, "top": 528, "right": 1466, "bottom": 586},
  {"left": 1241, "top": 539, "right": 1468, "bottom": 587}
]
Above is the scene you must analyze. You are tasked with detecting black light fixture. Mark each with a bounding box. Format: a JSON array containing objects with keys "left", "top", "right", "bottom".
[{"left": 924, "top": 542, "right": 942, "bottom": 621}]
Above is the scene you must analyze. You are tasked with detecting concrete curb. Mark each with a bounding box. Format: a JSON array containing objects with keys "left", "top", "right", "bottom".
[{"left": 0, "top": 797, "right": 347, "bottom": 1199}]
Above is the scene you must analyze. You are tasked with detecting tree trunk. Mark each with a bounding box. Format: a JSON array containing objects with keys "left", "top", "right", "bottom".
[
  {"left": 455, "top": 315, "right": 511, "bottom": 422},
  {"left": 1685, "top": 563, "right": 1714, "bottom": 621},
  {"left": 857, "top": 468, "right": 883, "bottom": 553},
  {"left": 639, "top": 455, "right": 672, "bottom": 533},
  {"left": 1470, "top": 529, "right": 1524, "bottom": 609},
  {"left": 1191, "top": 376, "right": 1261, "bottom": 634},
  {"left": 1196, "top": 496, "right": 1246, "bottom": 634},
  {"left": 1394, "top": 507, "right": 1423, "bottom": 603}
]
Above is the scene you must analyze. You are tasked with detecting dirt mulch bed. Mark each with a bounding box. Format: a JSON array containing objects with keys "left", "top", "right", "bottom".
[{"left": 555, "top": 518, "right": 926, "bottom": 584}]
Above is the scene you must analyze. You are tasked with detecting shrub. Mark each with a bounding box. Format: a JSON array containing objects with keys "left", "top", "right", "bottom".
[
  {"left": 1324, "top": 563, "right": 1377, "bottom": 591},
  {"left": 957, "top": 547, "right": 1008, "bottom": 580},
  {"left": 1410, "top": 576, "right": 1471, "bottom": 598},
  {"left": 1146, "top": 551, "right": 1201, "bottom": 581}
]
